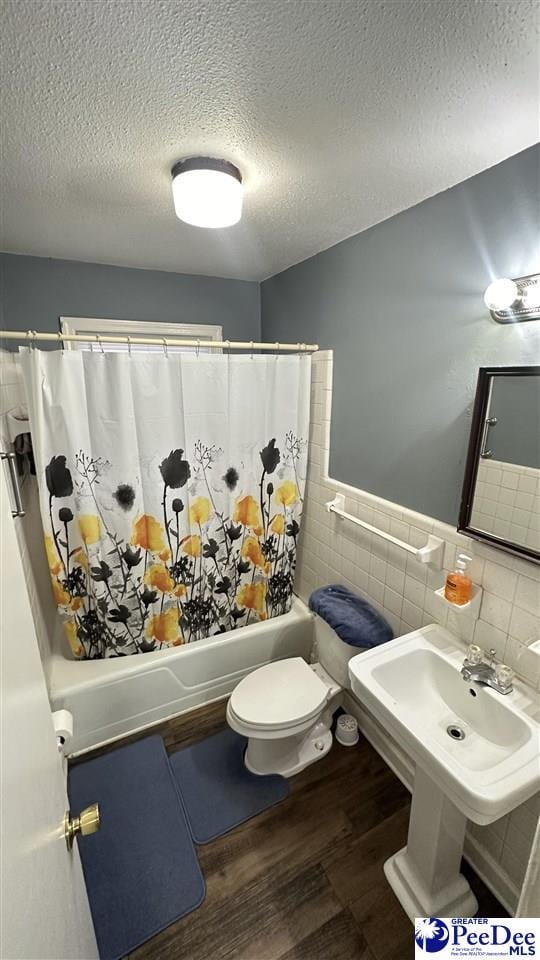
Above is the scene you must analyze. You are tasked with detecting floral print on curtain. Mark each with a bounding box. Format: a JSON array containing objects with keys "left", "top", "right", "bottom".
[
  {"left": 44, "top": 436, "right": 304, "bottom": 657},
  {"left": 23, "top": 347, "right": 310, "bottom": 660}
]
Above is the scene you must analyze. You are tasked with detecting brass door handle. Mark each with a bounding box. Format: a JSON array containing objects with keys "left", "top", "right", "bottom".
[{"left": 64, "top": 803, "right": 100, "bottom": 850}]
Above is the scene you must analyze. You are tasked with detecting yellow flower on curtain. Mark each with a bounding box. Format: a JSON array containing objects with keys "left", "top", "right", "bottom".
[
  {"left": 71, "top": 547, "right": 88, "bottom": 570},
  {"left": 159, "top": 548, "right": 171, "bottom": 562},
  {"left": 64, "top": 619, "right": 84, "bottom": 658},
  {"left": 233, "top": 495, "right": 261, "bottom": 529},
  {"left": 70, "top": 597, "right": 83, "bottom": 613},
  {"left": 131, "top": 515, "right": 166, "bottom": 553},
  {"left": 144, "top": 563, "right": 175, "bottom": 594},
  {"left": 52, "top": 577, "right": 71, "bottom": 607},
  {"left": 189, "top": 497, "right": 212, "bottom": 526},
  {"left": 44, "top": 535, "right": 62, "bottom": 575},
  {"left": 174, "top": 583, "right": 187, "bottom": 599},
  {"left": 79, "top": 514, "right": 101, "bottom": 545},
  {"left": 236, "top": 582, "right": 267, "bottom": 616},
  {"left": 275, "top": 481, "right": 298, "bottom": 507},
  {"left": 241, "top": 536, "right": 271, "bottom": 573},
  {"left": 146, "top": 607, "right": 183, "bottom": 645},
  {"left": 270, "top": 514, "right": 285, "bottom": 535},
  {"left": 181, "top": 535, "right": 201, "bottom": 557}
]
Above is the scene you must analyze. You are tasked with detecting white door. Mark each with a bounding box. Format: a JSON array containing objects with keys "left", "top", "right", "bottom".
[{"left": 0, "top": 468, "right": 98, "bottom": 960}]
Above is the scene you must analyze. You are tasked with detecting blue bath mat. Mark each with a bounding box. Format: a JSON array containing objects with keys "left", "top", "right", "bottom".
[
  {"left": 170, "top": 727, "right": 290, "bottom": 844},
  {"left": 68, "top": 736, "right": 205, "bottom": 960}
]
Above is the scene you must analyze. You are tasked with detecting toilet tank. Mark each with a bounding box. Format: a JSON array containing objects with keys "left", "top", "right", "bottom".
[{"left": 311, "top": 613, "right": 365, "bottom": 689}]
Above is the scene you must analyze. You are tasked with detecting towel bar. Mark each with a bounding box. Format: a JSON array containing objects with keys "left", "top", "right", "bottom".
[
  {"left": 325, "top": 493, "right": 444, "bottom": 569},
  {"left": 1, "top": 451, "right": 25, "bottom": 518}
]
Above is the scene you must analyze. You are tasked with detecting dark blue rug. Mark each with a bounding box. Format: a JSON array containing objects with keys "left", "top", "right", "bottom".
[
  {"left": 68, "top": 735, "right": 205, "bottom": 960},
  {"left": 170, "top": 727, "right": 290, "bottom": 844}
]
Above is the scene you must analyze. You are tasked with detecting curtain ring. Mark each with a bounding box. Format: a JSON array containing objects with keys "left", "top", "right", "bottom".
[
  {"left": 196, "top": 339, "right": 200, "bottom": 357},
  {"left": 127, "top": 336, "right": 132, "bottom": 356},
  {"left": 162, "top": 338, "right": 168, "bottom": 358},
  {"left": 250, "top": 341, "right": 254, "bottom": 359},
  {"left": 96, "top": 335, "right": 105, "bottom": 354},
  {"left": 225, "top": 339, "right": 231, "bottom": 352}
]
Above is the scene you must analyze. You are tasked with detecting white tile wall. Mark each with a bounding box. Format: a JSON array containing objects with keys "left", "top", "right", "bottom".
[
  {"left": 0, "top": 350, "right": 25, "bottom": 412},
  {"left": 0, "top": 350, "right": 57, "bottom": 667},
  {"left": 472, "top": 458, "right": 540, "bottom": 551},
  {"left": 296, "top": 350, "right": 540, "bottom": 911}
]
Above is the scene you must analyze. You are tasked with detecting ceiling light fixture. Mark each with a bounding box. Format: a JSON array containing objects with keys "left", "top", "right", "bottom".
[
  {"left": 484, "top": 274, "right": 540, "bottom": 324},
  {"left": 171, "top": 157, "right": 243, "bottom": 229}
]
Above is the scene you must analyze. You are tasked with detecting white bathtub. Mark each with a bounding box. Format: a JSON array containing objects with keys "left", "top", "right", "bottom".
[{"left": 48, "top": 597, "right": 315, "bottom": 755}]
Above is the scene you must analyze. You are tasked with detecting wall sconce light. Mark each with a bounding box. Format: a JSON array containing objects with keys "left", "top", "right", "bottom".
[{"left": 484, "top": 274, "right": 540, "bottom": 324}]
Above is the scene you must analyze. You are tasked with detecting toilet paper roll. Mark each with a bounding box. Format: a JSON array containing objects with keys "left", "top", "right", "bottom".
[{"left": 52, "top": 708, "right": 73, "bottom": 748}]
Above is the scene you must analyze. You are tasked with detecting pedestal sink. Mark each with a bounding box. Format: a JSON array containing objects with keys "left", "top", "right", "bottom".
[{"left": 349, "top": 624, "right": 540, "bottom": 920}]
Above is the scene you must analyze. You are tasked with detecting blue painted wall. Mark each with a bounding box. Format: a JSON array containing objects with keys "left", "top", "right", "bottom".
[
  {"left": 489, "top": 375, "right": 540, "bottom": 469},
  {"left": 261, "top": 145, "right": 540, "bottom": 524},
  {"left": 0, "top": 253, "right": 261, "bottom": 344}
]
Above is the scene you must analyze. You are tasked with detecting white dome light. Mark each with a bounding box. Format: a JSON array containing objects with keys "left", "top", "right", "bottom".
[
  {"left": 484, "top": 278, "right": 519, "bottom": 311},
  {"left": 171, "top": 157, "right": 243, "bottom": 229}
]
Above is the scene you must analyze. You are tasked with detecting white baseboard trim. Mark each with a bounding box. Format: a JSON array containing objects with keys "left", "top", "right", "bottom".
[{"left": 342, "top": 691, "right": 517, "bottom": 916}]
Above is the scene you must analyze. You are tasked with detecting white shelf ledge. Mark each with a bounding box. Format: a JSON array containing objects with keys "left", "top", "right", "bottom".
[{"left": 433, "top": 584, "right": 483, "bottom": 620}]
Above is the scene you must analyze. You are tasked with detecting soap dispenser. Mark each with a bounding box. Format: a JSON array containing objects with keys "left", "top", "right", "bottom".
[{"left": 444, "top": 554, "right": 473, "bottom": 606}]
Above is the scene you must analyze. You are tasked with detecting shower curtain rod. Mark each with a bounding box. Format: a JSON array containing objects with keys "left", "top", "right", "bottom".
[{"left": 0, "top": 330, "right": 318, "bottom": 352}]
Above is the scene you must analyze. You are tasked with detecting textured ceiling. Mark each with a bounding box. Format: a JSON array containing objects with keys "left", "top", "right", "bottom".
[{"left": 1, "top": 0, "right": 538, "bottom": 281}]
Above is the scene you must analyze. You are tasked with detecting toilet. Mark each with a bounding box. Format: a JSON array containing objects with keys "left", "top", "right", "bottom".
[{"left": 226, "top": 613, "right": 362, "bottom": 777}]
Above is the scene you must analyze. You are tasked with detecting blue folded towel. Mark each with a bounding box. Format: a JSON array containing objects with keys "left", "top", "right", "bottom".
[{"left": 309, "top": 584, "right": 393, "bottom": 648}]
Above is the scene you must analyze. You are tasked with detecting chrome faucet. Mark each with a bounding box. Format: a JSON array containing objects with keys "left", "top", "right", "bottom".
[{"left": 461, "top": 645, "right": 513, "bottom": 695}]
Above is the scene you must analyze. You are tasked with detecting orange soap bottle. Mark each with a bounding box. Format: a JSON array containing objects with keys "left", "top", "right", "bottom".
[{"left": 444, "top": 554, "right": 473, "bottom": 605}]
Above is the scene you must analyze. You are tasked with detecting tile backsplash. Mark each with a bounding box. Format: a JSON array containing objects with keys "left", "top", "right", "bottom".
[
  {"left": 472, "top": 457, "right": 540, "bottom": 552},
  {"left": 295, "top": 350, "right": 539, "bottom": 911}
]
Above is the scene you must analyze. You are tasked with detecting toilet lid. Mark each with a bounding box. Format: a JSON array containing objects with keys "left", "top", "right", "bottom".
[{"left": 230, "top": 657, "right": 329, "bottom": 729}]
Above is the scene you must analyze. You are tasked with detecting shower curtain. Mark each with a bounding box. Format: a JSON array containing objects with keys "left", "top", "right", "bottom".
[{"left": 21, "top": 348, "right": 310, "bottom": 659}]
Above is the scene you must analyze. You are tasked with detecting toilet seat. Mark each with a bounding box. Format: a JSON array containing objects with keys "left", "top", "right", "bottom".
[{"left": 229, "top": 657, "right": 330, "bottom": 732}]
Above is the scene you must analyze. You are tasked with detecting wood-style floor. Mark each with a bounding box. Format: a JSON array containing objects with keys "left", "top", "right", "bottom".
[{"left": 73, "top": 700, "right": 506, "bottom": 960}]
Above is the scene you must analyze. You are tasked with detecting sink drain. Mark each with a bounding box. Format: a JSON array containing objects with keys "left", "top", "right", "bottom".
[{"left": 447, "top": 724, "right": 465, "bottom": 741}]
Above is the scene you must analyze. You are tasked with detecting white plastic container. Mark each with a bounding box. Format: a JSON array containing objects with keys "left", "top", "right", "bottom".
[{"left": 335, "top": 713, "right": 359, "bottom": 746}]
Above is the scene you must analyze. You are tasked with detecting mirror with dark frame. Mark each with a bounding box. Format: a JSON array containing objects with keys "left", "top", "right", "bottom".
[{"left": 459, "top": 366, "right": 540, "bottom": 563}]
